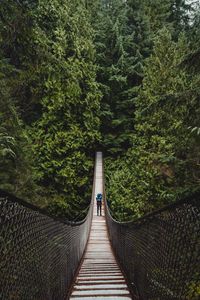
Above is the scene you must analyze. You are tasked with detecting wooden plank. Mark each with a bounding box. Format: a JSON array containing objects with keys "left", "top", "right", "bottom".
[
  {"left": 69, "top": 152, "right": 132, "bottom": 299},
  {"left": 70, "top": 296, "right": 132, "bottom": 299}
]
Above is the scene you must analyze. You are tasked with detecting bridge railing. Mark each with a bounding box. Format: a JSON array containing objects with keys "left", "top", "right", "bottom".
[
  {"left": 104, "top": 184, "right": 200, "bottom": 299},
  {"left": 0, "top": 166, "right": 95, "bottom": 300}
]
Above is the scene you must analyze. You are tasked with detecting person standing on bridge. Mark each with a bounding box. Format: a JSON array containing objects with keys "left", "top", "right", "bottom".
[{"left": 96, "top": 193, "right": 103, "bottom": 216}]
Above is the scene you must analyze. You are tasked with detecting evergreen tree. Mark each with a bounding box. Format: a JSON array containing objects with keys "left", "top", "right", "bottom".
[
  {"left": 106, "top": 28, "right": 200, "bottom": 221},
  {"left": 91, "top": 0, "right": 151, "bottom": 154},
  {"left": 143, "top": 0, "right": 172, "bottom": 33},
  {"left": 0, "top": 0, "right": 101, "bottom": 217},
  {"left": 0, "top": 98, "right": 34, "bottom": 198},
  {"left": 1, "top": 0, "right": 199, "bottom": 221},
  {"left": 168, "top": 0, "right": 192, "bottom": 36},
  {"left": 29, "top": 0, "right": 101, "bottom": 218}
]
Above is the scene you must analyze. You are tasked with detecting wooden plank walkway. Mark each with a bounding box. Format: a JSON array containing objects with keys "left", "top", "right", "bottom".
[{"left": 70, "top": 152, "right": 132, "bottom": 299}]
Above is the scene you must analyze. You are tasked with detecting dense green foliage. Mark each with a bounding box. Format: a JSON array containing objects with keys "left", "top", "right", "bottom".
[
  {"left": 0, "top": 0, "right": 199, "bottom": 220},
  {"left": 91, "top": 0, "right": 151, "bottom": 154},
  {"left": 105, "top": 29, "right": 200, "bottom": 220},
  {"left": 102, "top": 1, "right": 200, "bottom": 220},
  {"left": 0, "top": 0, "right": 101, "bottom": 219}
]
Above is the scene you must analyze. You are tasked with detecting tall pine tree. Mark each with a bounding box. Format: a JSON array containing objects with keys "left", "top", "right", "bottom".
[{"left": 90, "top": 0, "right": 151, "bottom": 154}]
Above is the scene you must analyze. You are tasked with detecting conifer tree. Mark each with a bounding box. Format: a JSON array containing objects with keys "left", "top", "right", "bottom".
[
  {"left": 0, "top": 0, "right": 101, "bottom": 216},
  {"left": 106, "top": 28, "right": 200, "bottom": 221},
  {"left": 30, "top": 0, "right": 101, "bottom": 218},
  {"left": 91, "top": 0, "right": 151, "bottom": 154},
  {"left": 0, "top": 2, "right": 36, "bottom": 197}
]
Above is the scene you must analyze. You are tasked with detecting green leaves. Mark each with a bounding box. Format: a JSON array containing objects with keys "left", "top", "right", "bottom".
[
  {"left": 0, "top": 0, "right": 199, "bottom": 221},
  {"left": 89, "top": 0, "right": 151, "bottom": 154},
  {"left": 188, "top": 126, "right": 200, "bottom": 136},
  {"left": 105, "top": 24, "right": 200, "bottom": 221},
  {"left": 0, "top": 131, "right": 16, "bottom": 159},
  {"left": 0, "top": 0, "right": 101, "bottom": 217},
  {"left": 25, "top": 0, "right": 101, "bottom": 217}
]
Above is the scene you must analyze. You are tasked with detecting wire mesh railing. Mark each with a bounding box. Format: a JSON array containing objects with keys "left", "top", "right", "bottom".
[
  {"left": 0, "top": 162, "right": 96, "bottom": 300},
  {"left": 105, "top": 189, "right": 200, "bottom": 299}
]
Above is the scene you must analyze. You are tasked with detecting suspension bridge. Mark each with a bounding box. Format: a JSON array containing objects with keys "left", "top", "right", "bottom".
[{"left": 0, "top": 152, "right": 199, "bottom": 299}]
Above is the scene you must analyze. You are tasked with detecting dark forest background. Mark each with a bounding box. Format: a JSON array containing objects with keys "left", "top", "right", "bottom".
[{"left": 0, "top": 0, "right": 199, "bottom": 220}]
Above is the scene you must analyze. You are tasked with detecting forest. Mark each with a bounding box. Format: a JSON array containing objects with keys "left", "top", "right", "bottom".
[{"left": 0, "top": 0, "right": 200, "bottom": 221}]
